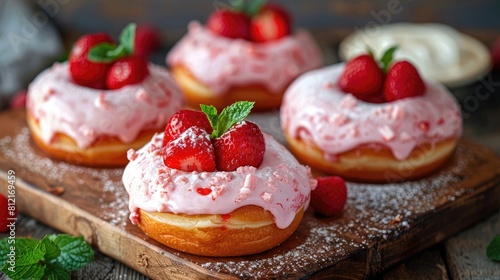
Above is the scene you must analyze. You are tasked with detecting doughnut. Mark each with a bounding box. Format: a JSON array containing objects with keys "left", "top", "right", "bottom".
[
  {"left": 26, "top": 62, "right": 184, "bottom": 167},
  {"left": 122, "top": 133, "right": 315, "bottom": 256},
  {"left": 167, "top": 21, "right": 322, "bottom": 111},
  {"left": 280, "top": 64, "right": 463, "bottom": 182}
]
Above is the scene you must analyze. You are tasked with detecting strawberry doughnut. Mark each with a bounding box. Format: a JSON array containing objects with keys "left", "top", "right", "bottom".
[
  {"left": 281, "top": 62, "right": 463, "bottom": 182},
  {"left": 122, "top": 102, "right": 316, "bottom": 256},
  {"left": 27, "top": 25, "right": 184, "bottom": 167},
  {"left": 167, "top": 2, "right": 322, "bottom": 111},
  {"left": 27, "top": 62, "right": 184, "bottom": 167}
]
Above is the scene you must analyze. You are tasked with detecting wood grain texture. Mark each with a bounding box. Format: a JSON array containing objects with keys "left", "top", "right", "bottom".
[
  {"left": 445, "top": 214, "right": 500, "bottom": 280},
  {"left": 383, "top": 247, "right": 448, "bottom": 280},
  {"left": 0, "top": 110, "right": 499, "bottom": 279}
]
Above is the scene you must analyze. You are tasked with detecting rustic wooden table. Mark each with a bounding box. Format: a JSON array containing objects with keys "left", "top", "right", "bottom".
[{"left": 1, "top": 68, "right": 499, "bottom": 280}]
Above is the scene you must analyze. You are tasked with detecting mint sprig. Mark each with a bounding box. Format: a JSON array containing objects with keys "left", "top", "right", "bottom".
[
  {"left": 0, "top": 234, "right": 94, "bottom": 280},
  {"left": 200, "top": 101, "right": 254, "bottom": 139},
  {"left": 487, "top": 234, "right": 500, "bottom": 261},
  {"left": 218, "top": 0, "right": 267, "bottom": 17},
  {"left": 88, "top": 23, "right": 136, "bottom": 63},
  {"left": 380, "top": 46, "right": 398, "bottom": 73}
]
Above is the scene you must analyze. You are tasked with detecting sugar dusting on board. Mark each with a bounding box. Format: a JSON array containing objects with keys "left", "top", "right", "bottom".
[
  {"left": 0, "top": 123, "right": 489, "bottom": 279},
  {"left": 0, "top": 127, "right": 129, "bottom": 227}
]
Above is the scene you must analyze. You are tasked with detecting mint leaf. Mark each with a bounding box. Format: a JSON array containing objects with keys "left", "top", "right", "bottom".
[
  {"left": 380, "top": 46, "right": 398, "bottom": 73},
  {"left": 88, "top": 42, "right": 119, "bottom": 63},
  {"left": 201, "top": 101, "right": 254, "bottom": 138},
  {"left": 0, "top": 238, "right": 38, "bottom": 267},
  {"left": 2, "top": 249, "right": 45, "bottom": 280},
  {"left": 245, "top": 0, "right": 267, "bottom": 16},
  {"left": 45, "top": 263, "right": 71, "bottom": 280},
  {"left": 487, "top": 234, "right": 500, "bottom": 261},
  {"left": 49, "top": 234, "right": 94, "bottom": 271},
  {"left": 227, "top": 0, "right": 246, "bottom": 12},
  {"left": 120, "top": 23, "right": 136, "bottom": 54},
  {"left": 200, "top": 104, "right": 219, "bottom": 134},
  {"left": 37, "top": 236, "right": 61, "bottom": 262}
]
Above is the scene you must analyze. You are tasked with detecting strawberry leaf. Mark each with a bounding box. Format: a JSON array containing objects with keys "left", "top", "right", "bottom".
[
  {"left": 120, "top": 23, "right": 136, "bottom": 55},
  {"left": 380, "top": 46, "right": 398, "bottom": 73},
  {"left": 200, "top": 101, "right": 254, "bottom": 139},
  {"left": 487, "top": 234, "right": 500, "bottom": 261}
]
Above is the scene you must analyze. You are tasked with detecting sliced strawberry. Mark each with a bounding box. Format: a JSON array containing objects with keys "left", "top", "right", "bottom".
[
  {"left": 207, "top": 10, "right": 250, "bottom": 40},
  {"left": 106, "top": 57, "right": 149, "bottom": 90},
  {"left": 134, "top": 24, "right": 160, "bottom": 58},
  {"left": 338, "top": 54, "right": 384, "bottom": 99},
  {"left": 162, "top": 127, "right": 216, "bottom": 172},
  {"left": 213, "top": 121, "right": 265, "bottom": 171},
  {"left": 383, "top": 61, "right": 426, "bottom": 102},
  {"left": 310, "top": 176, "right": 347, "bottom": 216},
  {"left": 162, "top": 110, "right": 213, "bottom": 147},
  {"left": 69, "top": 33, "right": 114, "bottom": 89},
  {"left": 250, "top": 4, "right": 291, "bottom": 42}
]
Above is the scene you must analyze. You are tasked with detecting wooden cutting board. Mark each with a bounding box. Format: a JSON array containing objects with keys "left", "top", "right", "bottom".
[{"left": 1, "top": 110, "right": 499, "bottom": 279}]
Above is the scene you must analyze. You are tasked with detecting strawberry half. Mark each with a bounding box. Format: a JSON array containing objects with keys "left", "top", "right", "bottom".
[
  {"left": 207, "top": 10, "right": 250, "bottom": 40},
  {"left": 249, "top": 4, "right": 291, "bottom": 42},
  {"left": 69, "top": 33, "right": 114, "bottom": 89},
  {"left": 383, "top": 61, "right": 426, "bottom": 102},
  {"left": 162, "top": 127, "right": 216, "bottom": 172},
  {"left": 213, "top": 121, "right": 265, "bottom": 171},
  {"left": 106, "top": 57, "right": 149, "bottom": 90},
  {"left": 1, "top": 194, "right": 17, "bottom": 233},
  {"left": 162, "top": 110, "right": 213, "bottom": 147},
  {"left": 338, "top": 54, "right": 384, "bottom": 99},
  {"left": 310, "top": 176, "right": 347, "bottom": 216}
]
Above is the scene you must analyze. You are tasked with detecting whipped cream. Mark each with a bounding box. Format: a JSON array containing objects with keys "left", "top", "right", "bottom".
[
  {"left": 27, "top": 62, "right": 184, "bottom": 148},
  {"left": 339, "top": 23, "right": 491, "bottom": 87},
  {"left": 281, "top": 63, "right": 463, "bottom": 161},
  {"left": 122, "top": 133, "right": 316, "bottom": 229},
  {"left": 167, "top": 21, "right": 323, "bottom": 95}
]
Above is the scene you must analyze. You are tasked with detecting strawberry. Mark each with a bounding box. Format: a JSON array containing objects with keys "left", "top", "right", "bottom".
[
  {"left": 134, "top": 24, "right": 160, "bottom": 58},
  {"left": 338, "top": 54, "right": 384, "bottom": 99},
  {"left": 1, "top": 194, "right": 17, "bottom": 233},
  {"left": 69, "top": 33, "right": 114, "bottom": 89},
  {"left": 162, "top": 127, "right": 216, "bottom": 172},
  {"left": 10, "top": 90, "right": 27, "bottom": 109},
  {"left": 383, "top": 61, "right": 426, "bottom": 102},
  {"left": 207, "top": 10, "right": 250, "bottom": 40},
  {"left": 213, "top": 121, "right": 265, "bottom": 171},
  {"left": 162, "top": 110, "right": 213, "bottom": 147},
  {"left": 106, "top": 57, "right": 149, "bottom": 90},
  {"left": 310, "top": 176, "right": 347, "bottom": 216},
  {"left": 249, "top": 4, "right": 291, "bottom": 42}
]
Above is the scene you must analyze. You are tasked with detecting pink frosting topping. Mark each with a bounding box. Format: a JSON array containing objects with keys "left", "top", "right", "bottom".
[
  {"left": 122, "top": 133, "right": 315, "bottom": 229},
  {"left": 281, "top": 63, "right": 463, "bottom": 160},
  {"left": 27, "top": 62, "right": 184, "bottom": 148},
  {"left": 167, "top": 21, "right": 322, "bottom": 95}
]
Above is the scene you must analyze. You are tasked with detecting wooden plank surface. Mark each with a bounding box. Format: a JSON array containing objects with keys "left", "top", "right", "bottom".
[{"left": 1, "top": 110, "right": 500, "bottom": 279}]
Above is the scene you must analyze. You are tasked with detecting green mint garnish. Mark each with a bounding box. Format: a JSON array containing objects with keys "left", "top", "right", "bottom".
[
  {"left": 487, "top": 234, "right": 500, "bottom": 261},
  {"left": 0, "top": 234, "right": 94, "bottom": 280},
  {"left": 380, "top": 45, "right": 398, "bottom": 73},
  {"left": 200, "top": 101, "right": 254, "bottom": 139},
  {"left": 218, "top": 0, "right": 267, "bottom": 17},
  {"left": 88, "top": 23, "right": 136, "bottom": 63}
]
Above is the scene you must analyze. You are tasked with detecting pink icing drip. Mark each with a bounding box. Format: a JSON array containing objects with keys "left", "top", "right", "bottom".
[
  {"left": 122, "top": 134, "right": 314, "bottom": 229},
  {"left": 27, "top": 62, "right": 184, "bottom": 148},
  {"left": 281, "top": 63, "right": 463, "bottom": 161},
  {"left": 167, "top": 21, "right": 322, "bottom": 95}
]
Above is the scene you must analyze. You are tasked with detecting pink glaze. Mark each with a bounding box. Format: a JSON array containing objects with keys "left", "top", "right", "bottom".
[
  {"left": 167, "top": 21, "right": 322, "bottom": 95},
  {"left": 27, "top": 62, "right": 184, "bottom": 148},
  {"left": 122, "top": 133, "right": 316, "bottom": 229},
  {"left": 281, "top": 63, "right": 463, "bottom": 161}
]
